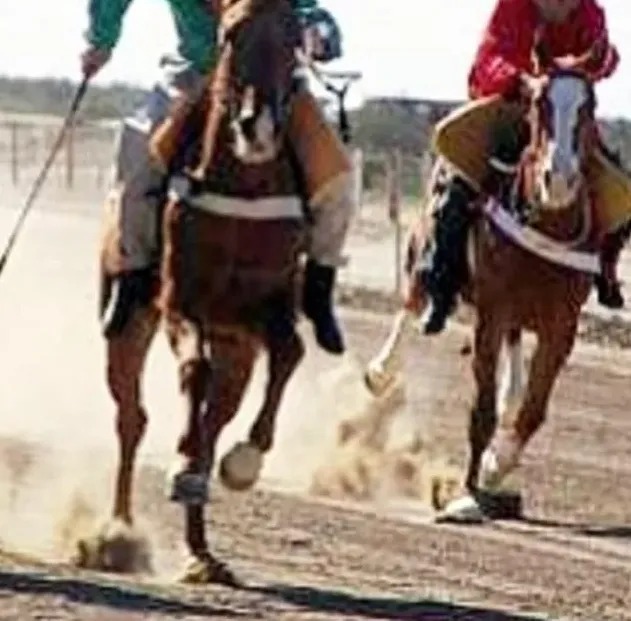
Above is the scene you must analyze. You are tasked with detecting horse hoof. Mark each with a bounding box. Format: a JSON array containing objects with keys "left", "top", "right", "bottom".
[
  {"left": 476, "top": 488, "right": 523, "bottom": 520},
  {"left": 180, "top": 554, "right": 241, "bottom": 587},
  {"left": 72, "top": 519, "right": 152, "bottom": 573},
  {"left": 166, "top": 464, "right": 209, "bottom": 506},
  {"left": 364, "top": 362, "right": 395, "bottom": 397},
  {"left": 219, "top": 442, "right": 263, "bottom": 492},
  {"left": 434, "top": 494, "right": 487, "bottom": 524}
]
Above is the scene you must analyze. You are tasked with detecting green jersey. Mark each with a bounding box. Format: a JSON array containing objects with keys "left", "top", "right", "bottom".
[{"left": 86, "top": 0, "right": 319, "bottom": 73}]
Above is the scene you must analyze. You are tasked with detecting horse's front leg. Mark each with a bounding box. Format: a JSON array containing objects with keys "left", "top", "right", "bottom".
[
  {"left": 220, "top": 322, "right": 305, "bottom": 491},
  {"left": 181, "top": 329, "right": 257, "bottom": 586},
  {"left": 435, "top": 312, "right": 509, "bottom": 524},
  {"left": 165, "top": 314, "right": 212, "bottom": 506},
  {"left": 480, "top": 325, "right": 576, "bottom": 490},
  {"left": 466, "top": 311, "right": 504, "bottom": 492}
]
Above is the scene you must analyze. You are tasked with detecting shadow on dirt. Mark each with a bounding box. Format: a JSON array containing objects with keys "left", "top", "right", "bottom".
[
  {"left": 523, "top": 517, "right": 631, "bottom": 540},
  {"left": 254, "top": 583, "right": 545, "bottom": 620},
  {"left": 0, "top": 569, "right": 245, "bottom": 618}
]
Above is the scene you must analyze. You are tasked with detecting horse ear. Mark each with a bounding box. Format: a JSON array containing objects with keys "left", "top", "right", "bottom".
[{"left": 531, "top": 28, "right": 551, "bottom": 76}]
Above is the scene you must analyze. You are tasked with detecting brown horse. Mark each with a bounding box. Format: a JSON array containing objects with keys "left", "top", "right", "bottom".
[
  {"left": 80, "top": 0, "right": 308, "bottom": 583},
  {"left": 365, "top": 62, "right": 603, "bottom": 521}
]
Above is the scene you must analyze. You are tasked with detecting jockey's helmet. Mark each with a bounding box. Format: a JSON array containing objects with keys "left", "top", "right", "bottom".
[{"left": 300, "top": 7, "right": 343, "bottom": 62}]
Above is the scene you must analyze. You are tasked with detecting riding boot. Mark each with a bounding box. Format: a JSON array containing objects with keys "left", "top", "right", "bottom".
[
  {"left": 419, "top": 176, "right": 478, "bottom": 335},
  {"left": 101, "top": 266, "right": 157, "bottom": 338},
  {"left": 595, "top": 222, "right": 631, "bottom": 309},
  {"left": 302, "top": 258, "right": 345, "bottom": 354}
]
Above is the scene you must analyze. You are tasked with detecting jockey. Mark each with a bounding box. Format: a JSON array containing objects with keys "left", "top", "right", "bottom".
[
  {"left": 81, "top": 0, "right": 351, "bottom": 355},
  {"left": 420, "top": 0, "right": 631, "bottom": 334}
]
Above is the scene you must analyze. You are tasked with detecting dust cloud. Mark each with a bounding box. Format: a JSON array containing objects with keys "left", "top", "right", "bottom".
[{"left": 0, "top": 203, "right": 460, "bottom": 573}]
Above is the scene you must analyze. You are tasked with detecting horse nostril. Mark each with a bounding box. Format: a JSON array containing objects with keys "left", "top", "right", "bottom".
[
  {"left": 240, "top": 116, "right": 257, "bottom": 142},
  {"left": 544, "top": 169, "right": 552, "bottom": 187}
]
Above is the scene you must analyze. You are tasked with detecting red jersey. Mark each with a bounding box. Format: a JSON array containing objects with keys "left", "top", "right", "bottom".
[{"left": 468, "top": 0, "right": 619, "bottom": 99}]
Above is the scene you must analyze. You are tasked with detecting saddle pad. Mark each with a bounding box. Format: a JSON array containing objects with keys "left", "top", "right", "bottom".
[{"left": 483, "top": 198, "right": 601, "bottom": 275}]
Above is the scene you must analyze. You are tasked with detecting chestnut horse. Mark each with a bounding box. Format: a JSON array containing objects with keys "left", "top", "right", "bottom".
[
  {"left": 84, "top": 0, "right": 308, "bottom": 583},
  {"left": 365, "top": 61, "right": 602, "bottom": 520}
]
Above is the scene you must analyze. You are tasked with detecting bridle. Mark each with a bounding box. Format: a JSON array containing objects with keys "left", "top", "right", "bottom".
[
  {"left": 509, "top": 68, "right": 596, "bottom": 247},
  {"left": 191, "top": 0, "right": 299, "bottom": 178}
]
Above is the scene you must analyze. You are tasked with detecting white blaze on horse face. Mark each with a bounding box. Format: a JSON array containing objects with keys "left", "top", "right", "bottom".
[
  {"left": 538, "top": 75, "right": 588, "bottom": 210},
  {"left": 232, "top": 105, "right": 279, "bottom": 165}
]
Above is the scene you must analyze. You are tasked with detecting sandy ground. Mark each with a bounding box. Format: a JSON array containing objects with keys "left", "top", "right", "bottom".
[{"left": 0, "top": 181, "right": 631, "bottom": 619}]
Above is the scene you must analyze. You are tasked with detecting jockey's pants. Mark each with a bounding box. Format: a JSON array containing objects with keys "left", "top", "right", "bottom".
[{"left": 105, "top": 55, "right": 355, "bottom": 274}]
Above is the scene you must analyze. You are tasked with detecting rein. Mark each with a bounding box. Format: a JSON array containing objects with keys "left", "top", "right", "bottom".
[{"left": 189, "top": 0, "right": 251, "bottom": 179}]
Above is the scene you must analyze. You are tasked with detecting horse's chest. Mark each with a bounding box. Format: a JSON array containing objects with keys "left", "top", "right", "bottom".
[
  {"left": 472, "top": 222, "right": 591, "bottom": 320},
  {"left": 204, "top": 154, "right": 300, "bottom": 198}
]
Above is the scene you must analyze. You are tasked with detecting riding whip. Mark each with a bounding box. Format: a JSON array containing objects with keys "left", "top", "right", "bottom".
[{"left": 0, "top": 77, "right": 89, "bottom": 277}]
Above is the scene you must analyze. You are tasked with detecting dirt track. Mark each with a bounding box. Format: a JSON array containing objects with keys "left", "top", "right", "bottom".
[
  {"left": 1, "top": 195, "right": 631, "bottom": 619},
  {"left": 1, "top": 308, "right": 631, "bottom": 620}
]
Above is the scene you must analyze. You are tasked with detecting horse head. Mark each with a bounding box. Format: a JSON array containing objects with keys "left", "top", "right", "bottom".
[
  {"left": 522, "top": 50, "right": 598, "bottom": 212},
  {"left": 209, "top": 0, "right": 302, "bottom": 166}
]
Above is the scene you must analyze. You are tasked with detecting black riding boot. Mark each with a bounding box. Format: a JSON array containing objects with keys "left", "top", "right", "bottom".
[
  {"left": 100, "top": 267, "right": 157, "bottom": 338},
  {"left": 302, "top": 259, "right": 345, "bottom": 354},
  {"left": 419, "top": 177, "right": 478, "bottom": 335},
  {"left": 595, "top": 221, "right": 631, "bottom": 309}
]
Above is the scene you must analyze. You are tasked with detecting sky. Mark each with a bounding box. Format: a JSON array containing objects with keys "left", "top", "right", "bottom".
[{"left": 0, "top": 0, "right": 629, "bottom": 118}]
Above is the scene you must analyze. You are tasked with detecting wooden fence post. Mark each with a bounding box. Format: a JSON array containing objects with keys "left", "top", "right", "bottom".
[
  {"left": 10, "top": 123, "right": 19, "bottom": 186},
  {"left": 387, "top": 149, "right": 403, "bottom": 295},
  {"left": 65, "top": 122, "right": 75, "bottom": 189}
]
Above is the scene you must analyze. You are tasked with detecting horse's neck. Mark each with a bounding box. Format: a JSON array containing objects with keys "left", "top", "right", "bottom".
[
  {"left": 498, "top": 166, "right": 592, "bottom": 244},
  {"left": 200, "top": 124, "right": 300, "bottom": 198}
]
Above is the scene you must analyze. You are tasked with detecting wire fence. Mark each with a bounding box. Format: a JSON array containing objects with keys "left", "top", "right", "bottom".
[{"left": 0, "top": 113, "right": 434, "bottom": 294}]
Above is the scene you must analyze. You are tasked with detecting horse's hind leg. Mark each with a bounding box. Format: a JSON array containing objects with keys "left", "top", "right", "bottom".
[
  {"left": 74, "top": 305, "right": 159, "bottom": 573},
  {"left": 220, "top": 324, "right": 305, "bottom": 491},
  {"left": 365, "top": 308, "right": 418, "bottom": 396},
  {"left": 365, "top": 219, "right": 431, "bottom": 396},
  {"left": 480, "top": 326, "right": 575, "bottom": 490}
]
